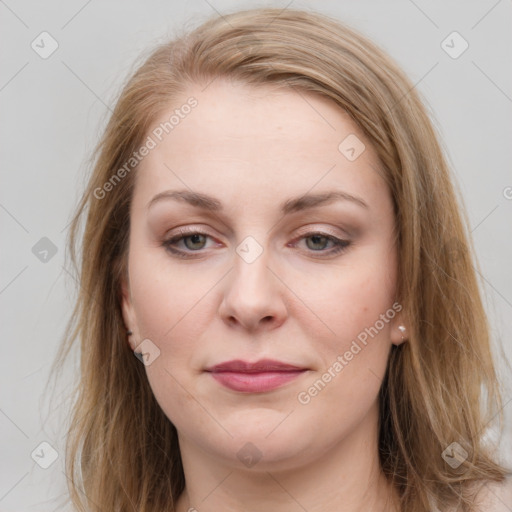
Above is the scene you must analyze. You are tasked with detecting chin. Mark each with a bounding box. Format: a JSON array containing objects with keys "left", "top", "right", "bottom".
[{"left": 201, "top": 418, "right": 332, "bottom": 472}]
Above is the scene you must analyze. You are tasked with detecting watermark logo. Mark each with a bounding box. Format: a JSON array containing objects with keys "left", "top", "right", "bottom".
[
  {"left": 338, "top": 134, "right": 366, "bottom": 161},
  {"left": 31, "top": 441, "right": 59, "bottom": 469},
  {"left": 32, "top": 237, "right": 58, "bottom": 263},
  {"left": 134, "top": 338, "right": 161, "bottom": 366},
  {"left": 31, "top": 31, "right": 59, "bottom": 59},
  {"left": 236, "top": 236, "right": 264, "bottom": 264},
  {"left": 442, "top": 441, "right": 469, "bottom": 469},
  {"left": 237, "top": 442, "right": 263, "bottom": 468},
  {"left": 441, "top": 31, "right": 469, "bottom": 59}
]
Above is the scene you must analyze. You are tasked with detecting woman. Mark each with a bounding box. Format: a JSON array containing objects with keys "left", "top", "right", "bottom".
[{"left": 51, "top": 7, "right": 511, "bottom": 511}]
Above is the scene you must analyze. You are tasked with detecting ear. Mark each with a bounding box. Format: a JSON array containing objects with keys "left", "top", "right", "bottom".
[
  {"left": 389, "top": 308, "right": 409, "bottom": 347},
  {"left": 120, "top": 275, "right": 138, "bottom": 351}
]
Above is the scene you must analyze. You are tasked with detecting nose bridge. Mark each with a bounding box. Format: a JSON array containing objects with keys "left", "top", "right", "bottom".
[
  {"left": 232, "top": 234, "right": 273, "bottom": 295},
  {"left": 219, "top": 233, "right": 287, "bottom": 330}
]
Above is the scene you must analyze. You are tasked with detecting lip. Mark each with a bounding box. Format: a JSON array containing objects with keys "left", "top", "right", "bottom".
[
  {"left": 205, "top": 359, "right": 308, "bottom": 393},
  {"left": 206, "top": 359, "right": 306, "bottom": 373}
]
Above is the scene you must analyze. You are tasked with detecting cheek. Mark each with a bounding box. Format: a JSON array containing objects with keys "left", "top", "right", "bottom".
[
  {"left": 128, "top": 252, "right": 215, "bottom": 429},
  {"left": 297, "top": 255, "right": 397, "bottom": 354},
  {"left": 293, "top": 273, "right": 395, "bottom": 439},
  {"left": 291, "top": 249, "right": 397, "bottom": 416},
  {"left": 128, "top": 247, "right": 216, "bottom": 343}
]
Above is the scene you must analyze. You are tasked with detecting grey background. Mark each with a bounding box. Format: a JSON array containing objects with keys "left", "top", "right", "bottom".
[{"left": 1, "top": 0, "right": 511, "bottom": 510}]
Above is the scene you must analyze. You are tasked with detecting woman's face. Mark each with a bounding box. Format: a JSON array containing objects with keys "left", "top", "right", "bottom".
[{"left": 121, "top": 78, "right": 404, "bottom": 471}]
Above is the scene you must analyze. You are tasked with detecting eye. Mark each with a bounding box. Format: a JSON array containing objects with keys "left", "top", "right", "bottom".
[
  {"left": 162, "top": 229, "right": 215, "bottom": 258},
  {"left": 162, "top": 229, "right": 351, "bottom": 258},
  {"left": 291, "top": 232, "right": 351, "bottom": 257}
]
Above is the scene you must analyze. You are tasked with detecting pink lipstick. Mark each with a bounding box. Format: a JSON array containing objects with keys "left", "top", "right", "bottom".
[{"left": 205, "top": 359, "right": 307, "bottom": 393}]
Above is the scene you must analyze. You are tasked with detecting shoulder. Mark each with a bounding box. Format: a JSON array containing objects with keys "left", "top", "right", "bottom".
[{"left": 471, "top": 475, "right": 512, "bottom": 511}]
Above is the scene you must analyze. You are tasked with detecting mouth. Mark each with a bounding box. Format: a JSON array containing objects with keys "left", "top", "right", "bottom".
[{"left": 204, "top": 359, "right": 308, "bottom": 393}]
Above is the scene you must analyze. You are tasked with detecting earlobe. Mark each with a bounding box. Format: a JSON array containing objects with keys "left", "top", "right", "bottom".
[
  {"left": 390, "top": 311, "right": 409, "bottom": 346},
  {"left": 396, "top": 325, "right": 407, "bottom": 344}
]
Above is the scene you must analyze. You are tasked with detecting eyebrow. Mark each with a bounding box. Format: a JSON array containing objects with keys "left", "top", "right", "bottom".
[{"left": 146, "top": 189, "right": 368, "bottom": 214}]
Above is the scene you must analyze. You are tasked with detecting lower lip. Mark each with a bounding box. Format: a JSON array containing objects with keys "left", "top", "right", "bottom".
[{"left": 209, "top": 371, "right": 306, "bottom": 392}]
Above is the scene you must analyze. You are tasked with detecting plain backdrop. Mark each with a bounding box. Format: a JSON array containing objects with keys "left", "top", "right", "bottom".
[{"left": 1, "top": 1, "right": 511, "bottom": 510}]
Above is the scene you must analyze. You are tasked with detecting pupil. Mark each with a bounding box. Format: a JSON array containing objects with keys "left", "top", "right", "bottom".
[
  {"left": 308, "top": 235, "right": 327, "bottom": 250},
  {"left": 186, "top": 234, "right": 205, "bottom": 250}
]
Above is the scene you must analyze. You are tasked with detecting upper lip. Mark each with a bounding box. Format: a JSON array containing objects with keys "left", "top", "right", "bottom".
[{"left": 205, "top": 359, "right": 307, "bottom": 373}]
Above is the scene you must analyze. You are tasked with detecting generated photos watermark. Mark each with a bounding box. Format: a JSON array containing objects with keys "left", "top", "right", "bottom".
[
  {"left": 93, "top": 96, "right": 198, "bottom": 200},
  {"left": 297, "top": 301, "right": 403, "bottom": 404}
]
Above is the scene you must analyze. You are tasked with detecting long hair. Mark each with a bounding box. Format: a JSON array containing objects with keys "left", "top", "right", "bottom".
[{"left": 49, "top": 7, "right": 510, "bottom": 511}]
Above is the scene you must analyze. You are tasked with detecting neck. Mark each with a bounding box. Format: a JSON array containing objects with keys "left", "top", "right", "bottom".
[{"left": 174, "top": 403, "right": 399, "bottom": 512}]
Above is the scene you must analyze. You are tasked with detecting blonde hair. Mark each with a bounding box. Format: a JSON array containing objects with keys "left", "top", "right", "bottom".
[{"left": 50, "top": 7, "right": 510, "bottom": 511}]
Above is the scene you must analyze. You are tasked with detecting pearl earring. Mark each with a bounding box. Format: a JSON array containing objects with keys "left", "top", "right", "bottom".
[{"left": 398, "top": 325, "right": 406, "bottom": 341}]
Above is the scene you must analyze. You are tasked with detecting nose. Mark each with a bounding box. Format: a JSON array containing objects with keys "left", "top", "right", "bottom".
[{"left": 218, "top": 245, "right": 288, "bottom": 332}]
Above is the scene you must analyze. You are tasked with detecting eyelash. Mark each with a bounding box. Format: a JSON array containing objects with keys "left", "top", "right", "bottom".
[{"left": 162, "top": 228, "right": 351, "bottom": 259}]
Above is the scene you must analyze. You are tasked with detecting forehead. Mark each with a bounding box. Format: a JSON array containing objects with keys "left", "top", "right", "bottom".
[{"left": 133, "top": 79, "right": 388, "bottom": 216}]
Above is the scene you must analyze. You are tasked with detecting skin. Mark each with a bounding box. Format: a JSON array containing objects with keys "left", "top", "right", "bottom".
[{"left": 121, "top": 78, "right": 407, "bottom": 512}]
